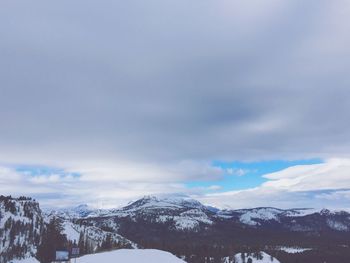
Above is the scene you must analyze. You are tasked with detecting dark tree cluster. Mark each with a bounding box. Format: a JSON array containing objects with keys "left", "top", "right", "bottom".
[{"left": 36, "top": 217, "right": 68, "bottom": 263}]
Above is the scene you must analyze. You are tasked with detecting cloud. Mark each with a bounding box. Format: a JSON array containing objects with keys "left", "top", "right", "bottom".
[
  {"left": 0, "top": 165, "right": 192, "bottom": 208},
  {"left": 1, "top": 159, "right": 350, "bottom": 210},
  {"left": 197, "top": 159, "right": 350, "bottom": 209},
  {"left": 226, "top": 168, "right": 249, "bottom": 176},
  {"left": 262, "top": 158, "right": 350, "bottom": 191},
  {"left": 0, "top": 1, "right": 350, "bottom": 207},
  {"left": 0, "top": 1, "right": 350, "bottom": 166}
]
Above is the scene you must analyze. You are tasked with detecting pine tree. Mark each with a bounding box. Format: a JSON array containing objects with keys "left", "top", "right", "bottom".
[
  {"left": 78, "top": 231, "right": 86, "bottom": 255},
  {"left": 101, "top": 233, "right": 113, "bottom": 250},
  {"left": 36, "top": 217, "right": 67, "bottom": 263}
]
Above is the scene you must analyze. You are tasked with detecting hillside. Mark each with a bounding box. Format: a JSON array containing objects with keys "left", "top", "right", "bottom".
[{"left": 0, "top": 196, "right": 43, "bottom": 263}]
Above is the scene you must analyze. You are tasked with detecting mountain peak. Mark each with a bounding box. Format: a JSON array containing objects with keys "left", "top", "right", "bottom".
[{"left": 123, "top": 194, "right": 205, "bottom": 211}]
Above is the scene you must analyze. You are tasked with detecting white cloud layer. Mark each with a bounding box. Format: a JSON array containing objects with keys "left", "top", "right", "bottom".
[
  {"left": 1, "top": 159, "right": 349, "bottom": 210},
  {"left": 197, "top": 159, "right": 350, "bottom": 210}
]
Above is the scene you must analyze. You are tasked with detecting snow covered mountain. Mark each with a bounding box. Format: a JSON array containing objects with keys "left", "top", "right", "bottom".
[
  {"left": 3, "top": 194, "right": 350, "bottom": 263},
  {"left": 0, "top": 196, "right": 44, "bottom": 263},
  {"left": 69, "top": 195, "right": 214, "bottom": 232},
  {"left": 216, "top": 207, "right": 320, "bottom": 226},
  {"left": 63, "top": 195, "right": 350, "bottom": 233},
  {"left": 69, "top": 195, "right": 350, "bottom": 262},
  {"left": 44, "top": 207, "right": 138, "bottom": 255},
  {"left": 122, "top": 195, "right": 205, "bottom": 211},
  {"left": 0, "top": 196, "right": 137, "bottom": 262},
  {"left": 115, "top": 195, "right": 213, "bottom": 231},
  {"left": 44, "top": 204, "right": 108, "bottom": 219}
]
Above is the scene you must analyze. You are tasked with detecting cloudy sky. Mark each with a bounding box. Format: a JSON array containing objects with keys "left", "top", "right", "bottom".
[{"left": 1, "top": 0, "right": 350, "bottom": 209}]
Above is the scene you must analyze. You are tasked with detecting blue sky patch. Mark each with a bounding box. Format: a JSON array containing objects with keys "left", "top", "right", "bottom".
[
  {"left": 15, "top": 165, "right": 80, "bottom": 178},
  {"left": 187, "top": 158, "right": 323, "bottom": 192}
]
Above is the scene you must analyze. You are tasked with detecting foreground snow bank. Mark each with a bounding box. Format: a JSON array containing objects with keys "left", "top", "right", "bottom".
[
  {"left": 76, "top": 249, "right": 185, "bottom": 263},
  {"left": 10, "top": 258, "right": 39, "bottom": 263}
]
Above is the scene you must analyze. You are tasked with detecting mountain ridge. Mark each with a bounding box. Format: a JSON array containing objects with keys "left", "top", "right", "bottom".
[
  {"left": 46, "top": 194, "right": 350, "bottom": 225},
  {"left": 3, "top": 195, "right": 350, "bottom": 263}
]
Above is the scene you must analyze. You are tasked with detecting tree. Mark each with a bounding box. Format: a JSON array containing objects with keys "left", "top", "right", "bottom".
[
  {"left": 78, "top": 231, "right": 86, "bottom": 255},
  {"left": 101, "top": 233, "right": 113, "bottom": 250},
  {"left": 256, "top": 252, "right": 263, "bottom": 260},
  {"left": 36, "top": 217, "right": 67, "bottom": 263}
]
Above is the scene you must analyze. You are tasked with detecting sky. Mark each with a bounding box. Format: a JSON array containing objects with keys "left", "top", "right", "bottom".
[{"left": 0, "top": 0, "right": 350, "bottom": 209}]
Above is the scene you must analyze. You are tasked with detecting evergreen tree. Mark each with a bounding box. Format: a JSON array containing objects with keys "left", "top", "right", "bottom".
[
  {"left": 101, "top": 233, "right": 113, "bottom": 250},
  {"left": 78, "top": 231, "right": 86, "bottom": 255},
  {"left": 36, "top": 217, "right": 67, "bottom": 263}
]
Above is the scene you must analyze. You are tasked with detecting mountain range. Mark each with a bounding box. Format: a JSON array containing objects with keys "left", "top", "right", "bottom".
[{"left": 1, "top": 195, "right": 350, "bottom": 263}]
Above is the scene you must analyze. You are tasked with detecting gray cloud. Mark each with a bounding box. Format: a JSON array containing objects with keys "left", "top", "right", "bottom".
[{"left": 0, "top": 1, "right": 350, "bottom": 187}]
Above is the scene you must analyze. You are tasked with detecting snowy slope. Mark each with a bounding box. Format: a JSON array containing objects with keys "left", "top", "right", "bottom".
[
  {"left": 233, "top": 252, "right": 280, "bottom": 263},
  {"left": 63, "top": 220, "right": 80, "bottom": 243},
  {"left": 44, "top": 206, "right": 137, "bottom": 252},
  {"left": 9, "top": 249, "right": 185, "bottom": 263},
  {"left": 58, "top": 219, "right": 138, "bottom": 252},
  {"left": 0, "top": 196, "right": 43, "bottom": 262},
  {"left": 75, "top": 224, "right": 138, "bottom": 250},
  {"left": 75, "top": 249, "right": 185, "bottom": 263},
  {"left": 9, "top": 258, "right": 40, "bottom": 263},
  {"left": 235, "top": 208, "right": 284, "bottom": 226}
]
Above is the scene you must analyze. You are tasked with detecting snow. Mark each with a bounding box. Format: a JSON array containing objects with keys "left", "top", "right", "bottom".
[
  {"left": 0, "top": 198, "right": 42, "bottom": 260},
  {"left": 10, "top": 258, "right": 40, "bottom": 263},
  {"left": 157, "top": 214, "right": 211, "bottom": 231},
  {"left": 278, "top": 246, "right": 312, "bottom": 253},
  {"left": 156, "top": 209, "right": 213, "bottom": 230},
  {"left": 124, "top": 195, "right": 204, "bottom": 212},
  {"left": 282, "top": 208, "right": 319, "bottom": 217},
  {"left": 174, "top": 217, "right": 199, "bottom": 230},
  {"left": 105, "top": 195, "right": 214, "bottom": 231},
  {"left": 52, "top": 195, "right": 206, "bottom": 219},
  {"left": 237, "top": 208, "right": 282, "bottom": 226},
  {"left": 71, "top": 224, "right": 138, "bottom": 250},
  {"left": 326, "top": 219, "right": 349, "bottom": 231},
  {"left": 63, "top": 221, "right": 80, "bottom": 243},
  {"left": 234, "top": 252, "right": 280, "bottom": 263},
  {"left": 75, "top": 249, "right": 185, "bottom": 263},
  {"left": 10, "top": 247, "right": 182, "bottom": 263},
  {"left": 284, "top": 208, "right": 350, "bottom": 217},
  {"left": 44, "top": 204, "right": 101, "bottom": 220}
]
